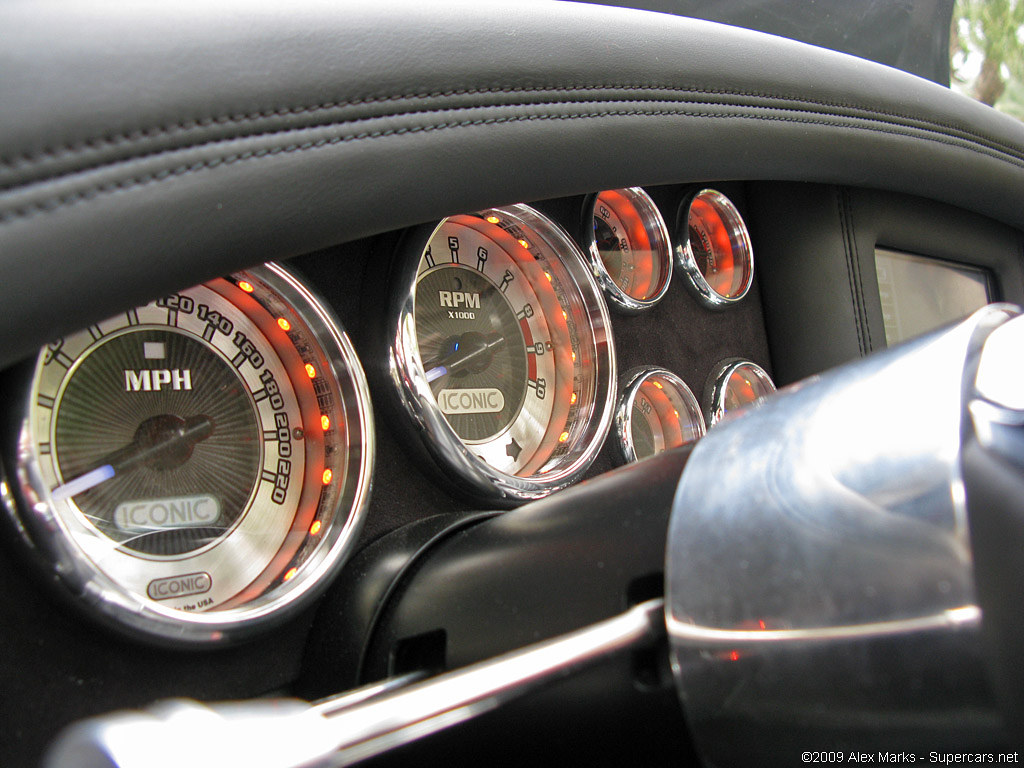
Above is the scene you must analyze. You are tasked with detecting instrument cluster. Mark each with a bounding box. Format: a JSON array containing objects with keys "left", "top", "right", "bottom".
[{"left": 0, "top": 184, "right": 774, "bottom": 646}]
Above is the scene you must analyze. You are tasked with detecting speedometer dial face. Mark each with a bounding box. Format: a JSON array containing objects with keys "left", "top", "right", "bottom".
[
  {"left": 390, "top": 204, "right": 616, "bottom": 504},
  {"left": 587, "top": 187, "right": 672, "bottom": 313},
  {"left": 13, "top": 264, "right": 374, "bottom": 644}
]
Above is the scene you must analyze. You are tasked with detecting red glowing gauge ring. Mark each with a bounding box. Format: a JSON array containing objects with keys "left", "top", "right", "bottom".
[
  {"left": 389, "top": 204, "right": 616, "bottom": 505},
  {"left": 586, "top": 187, "right": 673, "bottom": 313},
  {"left": 10, "top": 263, "right": 374, "bottom": 645},
  {"left": 676, "top": 189, "right": 754, "bottom": 309},
  {"left": 702, "top": 358, "right": 776, "bottom": 428},
  {"left": 614, "top": 366, "right": 705, "bottom": 464}
]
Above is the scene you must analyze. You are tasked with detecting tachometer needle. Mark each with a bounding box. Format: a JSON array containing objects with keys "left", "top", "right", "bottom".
[
  {"left": 50, "top": 414, "right": 214, "bottom": 501},
  {"left": 424, "top": 333, "right": 506, "bottom": 383}
]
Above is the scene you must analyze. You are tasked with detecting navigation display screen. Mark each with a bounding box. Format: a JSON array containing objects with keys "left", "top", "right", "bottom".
[{"left": 875, "top": 248, "right": 992, "bottom": 345}]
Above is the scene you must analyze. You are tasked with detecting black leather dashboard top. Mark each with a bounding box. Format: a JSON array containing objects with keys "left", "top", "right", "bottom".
[{"left": 2, "top": 0, "right": 1024, "bottom": 370}]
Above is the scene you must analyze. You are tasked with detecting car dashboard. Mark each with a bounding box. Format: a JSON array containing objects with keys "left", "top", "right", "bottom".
[{"left": 2, "top": 1, "right": 1024, "bottom": 766}]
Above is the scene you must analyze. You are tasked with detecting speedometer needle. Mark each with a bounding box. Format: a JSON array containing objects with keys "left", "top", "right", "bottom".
[
  {"left": 51, "top": 415, "right": 214, "bottom": 501},
  {"left": 424, "top": 333, "right": 506, "bottom": 383}
]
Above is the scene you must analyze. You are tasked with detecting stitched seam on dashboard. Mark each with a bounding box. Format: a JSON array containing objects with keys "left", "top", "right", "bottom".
[
  {"left": 2, "top": 84, "right": 1022, "bottom": 171},
  {"left": 2, "top": 108, "right": 1022, "bottom": 225},
  {"left": 837, "top": 190, "right": 867, "bottom": 357},
  {"left": 841, "top": 190, "right": 873, "bottom": 354},
  {"left": 5, "top": 96, "right": 1024, "bottom": 198}
]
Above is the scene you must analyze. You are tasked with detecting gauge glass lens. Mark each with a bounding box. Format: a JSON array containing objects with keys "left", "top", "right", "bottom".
[
  {"left": 398, "top": 205, "right": 615, "bottom": 501},
  {"left": 615, "top": 367, "right": 705, "bottom": 463},
  {"left": 677, "top": 189, "right": 754, "bottom": 308},
  {"left": 703, "top": 358, "right": 776, "bottom": 428},
  {"left": 17, "top": 264, "right": 373, "bottom": 642},
  {"left": 588, "top": 188, "right": 672, "bottom": 312}
]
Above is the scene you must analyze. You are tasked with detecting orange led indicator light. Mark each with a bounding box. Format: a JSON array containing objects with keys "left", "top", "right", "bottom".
[
  {"left": 485, "top": 215, "right": 500, "bottom": 224},
  {"left": 570, "top": 392, "right": 578, "bottom": 405},
  {"left": 322, "top": 468, "right": 333, "bottom": 485},
  {"left": 558, "top": 431, "right": 570, "bottom": 443},
  {"left": 310, "top": 520, "right": 322, "bottom": 536},
  {"left": 277, "top": 318, "right": 292, "bottom": 332},
  {"left": 544, "top": 272, "right": 552, "bottom": 282},
  {"left": 518, "top": 239, "right": 530, "bottom": 249},
  {"left": 653, "top": 381, "right": 664, "bottom": 389},
  {"left": 305, "top": 363, "right": 316, "bottom": 379},
  {"left": 321, "top": 414, "right": 331, "bottom": 431},
  {"left": 283, "top": 567, "right": 298, "bottom": 582},
  {"left": 238, "top": 281, "right": 255, "bottom": 293}
]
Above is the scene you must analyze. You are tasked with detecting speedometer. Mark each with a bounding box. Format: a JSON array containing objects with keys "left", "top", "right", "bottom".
[
  {"left": 388, "top": 204, "right": 615, "bottom": 504},
  {"left": 9, "top": 264, "right": 373, "bottom": 644}
]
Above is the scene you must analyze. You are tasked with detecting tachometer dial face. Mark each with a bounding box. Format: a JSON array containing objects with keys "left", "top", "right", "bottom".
[
  {"left": 586, "top": 187, "right": 672, "bottom": 313},
  {"left": 702, "top": 358, "right": 776, "bottom": 428},
  {"left": 614, "top": 367, "right": 705, "bottom": 464},
  {"left": 676, "top": 189, "right": 754, "bottom": 309},
  {"left": 390, "top": 204, "right": 615, "bottom": 504},
  {"left": 12, "top": 264, "right": 374, "bottom": 644}
]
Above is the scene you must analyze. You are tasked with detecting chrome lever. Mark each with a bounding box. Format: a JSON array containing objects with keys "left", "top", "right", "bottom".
[{"left": 45, "top": 598, "right": 665, "bottom": 768}]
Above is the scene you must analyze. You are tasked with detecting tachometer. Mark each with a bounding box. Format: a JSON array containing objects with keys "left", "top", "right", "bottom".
[
  {"left": 389, "top": 204, "right": 615, "bottom": 504},
  {"left": 9, "top": 264, "right": 373, "bottom": 644}
]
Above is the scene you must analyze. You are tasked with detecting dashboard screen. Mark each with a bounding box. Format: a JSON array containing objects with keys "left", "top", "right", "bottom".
[{"left": 875, "top": 248, "right": 991, "bottom": 345}]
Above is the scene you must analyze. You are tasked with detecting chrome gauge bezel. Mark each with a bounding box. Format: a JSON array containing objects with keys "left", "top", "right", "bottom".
[
  {"left": 702, "top": 357, "right": 776, "bottom": 428},
  {"left": 6, "top": 263, "right": 375, "bottom": 645},
  {"left": 388, "top": 204, "right": 616, "bottom": 505},
  {"left": 585, "top": 187, "right": 673, "bottom": 314},
  {"left": 675, "top": 189, "right": 754, "bottom": 309},
  {"left": 614, "top": 366, "right": 705, "bottom": 464}
]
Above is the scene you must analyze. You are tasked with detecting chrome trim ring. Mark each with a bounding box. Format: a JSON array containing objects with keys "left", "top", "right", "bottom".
[
  {"left": 675, "top": 189, "right": 754, "bottom": 309},
  {"left": 614, "top": 366, "right": 705, "bottom": 464},
  {"left": 10, "top": 263, "right": 375, "bottom": 645},
  {"left": 388, "top": 204, "right": 616, "bottom": 505},
  {"left": 585, "top": 187, "right": 673, "bottom": 314},
  {"left": 702, "top": 358, "right": 776, "bottom": 428}
]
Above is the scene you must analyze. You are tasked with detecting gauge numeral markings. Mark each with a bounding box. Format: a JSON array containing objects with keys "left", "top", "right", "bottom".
[
  {"left": 527, "top": 377, "right": 547, "bottom": 400},
  {"left": 476, "top": 247, "right": 488, "bottom": 272},
  {"left": 516, "top": 303, "right": 534, "bottom": 320},
  {"left": 261, "top": 458, "right": 291, "bottom": 505},
  {"left": 424, "top": 245, "right": 435, "bottom": 269},
  {"left": 499, "top": 270, "right": 515, "bottom": 293},
  {"left": 448, "top": 236, "right": 460, "bottom": 263},
  {"left": 43, "top": 340, "right": 74, "bottom": 369}
]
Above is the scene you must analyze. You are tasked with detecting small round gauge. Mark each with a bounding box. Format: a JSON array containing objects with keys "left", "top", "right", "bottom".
[
  {"left": 586, "top": 187, "right": 672, "bottom": 313},
  {"left": 676, "top": 189, "right": 754, "bottom": 308},
  {"left": 703, "top": 358, "right": 776, "bottom": 428},
  {"left": 614, "top": 366, "right": 705, "bottom": 464},
  {"left": 389, "top": 204, "right": 615, "bottom": 504},
  {"left": 10, "top": 264, "right": 374, "bottom": 644}
]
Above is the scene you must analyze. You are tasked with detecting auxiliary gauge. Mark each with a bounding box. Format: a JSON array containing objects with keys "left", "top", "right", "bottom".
[
  {"left": 8, "top": 264, "right": 374, "bottom": 644},
  {"left": 389, "top": 204, "right": 616, "bottom": 504},
  {"left": 703, "top": 358, "right": 776, "bottom": 428},
  {"left": 586, "top": 187, "right": 672, "bottom": 313},
  {"left": 676, "top": 189, "right": 754, "bottom": 308},
  {"left": 614, "top": 366, "right": 705, "bottom": 464}
]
